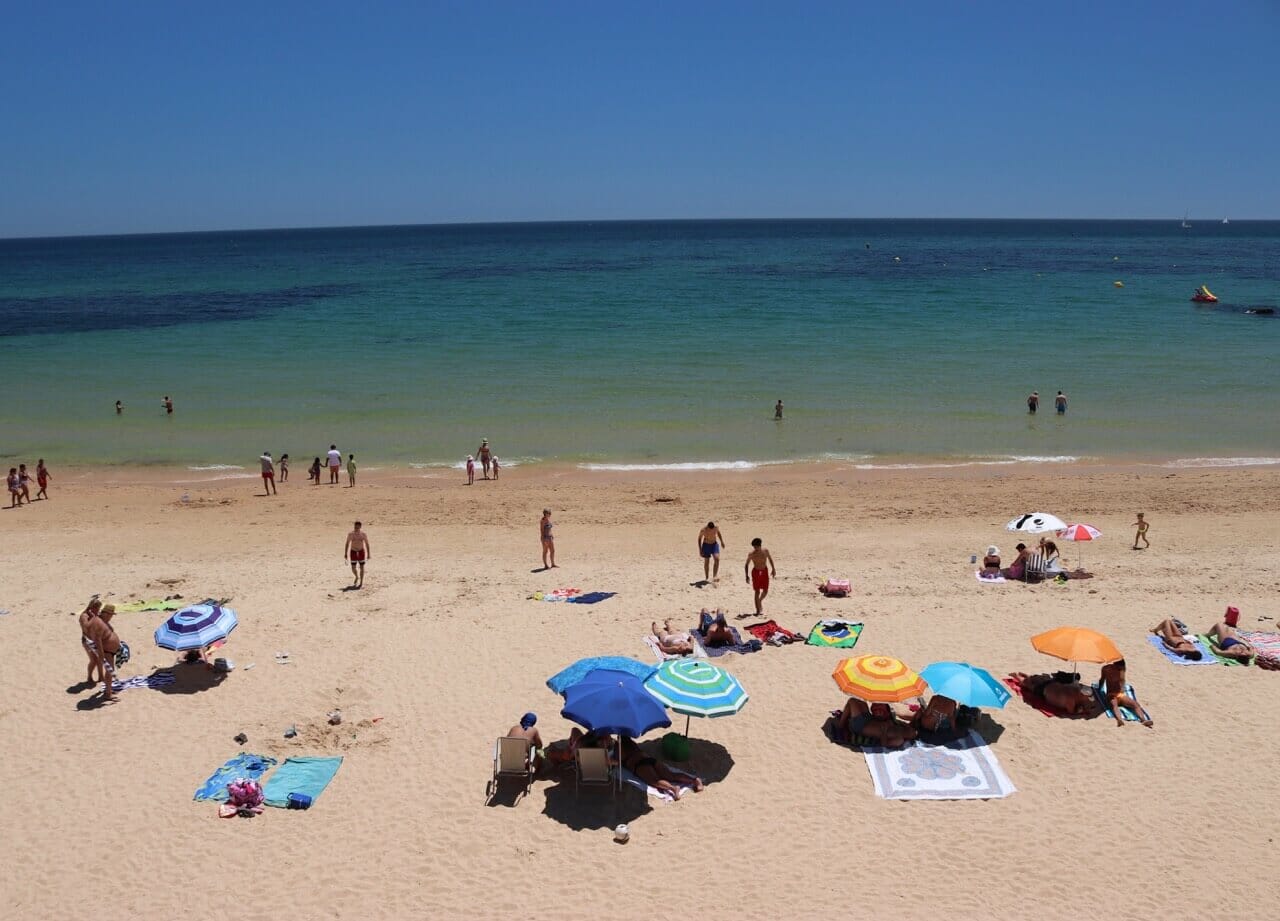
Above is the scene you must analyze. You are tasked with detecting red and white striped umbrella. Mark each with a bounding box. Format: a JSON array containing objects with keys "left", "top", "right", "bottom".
[{"left": 1056, "top": 523, "right": 1101, "bottom": 570}]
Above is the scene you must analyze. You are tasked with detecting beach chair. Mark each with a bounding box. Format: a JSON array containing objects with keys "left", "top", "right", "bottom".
[
  {"left": 574, "top": 746, "right": 614, "bottom": 797},
  {"left": 487, "top": 736, "right": 535, "bottom": 802}
]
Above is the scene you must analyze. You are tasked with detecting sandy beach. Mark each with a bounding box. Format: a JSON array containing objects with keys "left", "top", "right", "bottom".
[{"left": 2, "top": 462, "right": 1278, "bottom": 921}]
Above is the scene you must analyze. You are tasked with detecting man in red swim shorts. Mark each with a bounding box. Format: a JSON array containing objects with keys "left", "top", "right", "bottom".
[
  {"left": 259, "top": 451, "right": 277, "bottom": 496},
  {"left": 344, "top": 521, "right": 371, "bottom": 588},
  {"left": 745, "top": 538, "right": 777, "bottom": 616}
]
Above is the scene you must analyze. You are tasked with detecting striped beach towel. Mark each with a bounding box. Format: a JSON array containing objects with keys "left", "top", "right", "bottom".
[{"left": 112, "top": 671, "right": 177, "bottom": 692}]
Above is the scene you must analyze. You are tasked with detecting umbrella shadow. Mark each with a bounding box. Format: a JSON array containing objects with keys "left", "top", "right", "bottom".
[
  {"left": 641, "top": 736, "right": 736, "bottom": 785},
  {"left": 540, "top": 776, "right": 653, "bottom": 830},
  {"left": 155, "top": 663, "right": 227, "bottom": 695}
]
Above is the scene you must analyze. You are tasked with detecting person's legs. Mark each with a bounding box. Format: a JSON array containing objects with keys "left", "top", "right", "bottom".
[
  {"left": 1116, "top": 693, "right": 1152, "bottom": 727},
  {"left": 357, "top": 561, "right": 365, "bottom": 587},
  {"left": 753, "top": 588, "right": 763, "bottom": 615},
  {"left": 84, "top": 641, "right": 101, "bottom": 683},
  {"left": 350, "top": 561, "right": 359, "bottom": 585},
  {"left": 703, "top": 554, "right": 710, "bottom": 581},
  {"left": 99, "top": 655, "right": 116, "bottom": 701},
  {"left": 712, "top": 552, "right": 720, "bottom": 582}
]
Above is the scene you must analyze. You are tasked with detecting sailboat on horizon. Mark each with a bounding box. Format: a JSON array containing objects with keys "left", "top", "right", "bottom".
[{"left": 1181, "top": 210, "right": 1192, "bottom": 229}]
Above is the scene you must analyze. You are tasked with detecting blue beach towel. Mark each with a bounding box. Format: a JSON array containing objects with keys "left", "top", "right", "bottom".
[
  {"left": 1145, "top": 633, "right": 1215, "bottom": 666},
  {"left": 1092, "top": 683, "right": 1148, "bottom": 722},
  {"left": 262, "top": 756, "right": 344, "bottom": 808},
  {"left": 566, "top": 591, "right": 616, "bottom": 604},
  {"left": 193, "top": 753, "right": 279, "bottom": 801}
]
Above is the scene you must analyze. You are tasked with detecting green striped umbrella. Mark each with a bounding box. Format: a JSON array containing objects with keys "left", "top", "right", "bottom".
[{"left": 644, "top": 659, "right": 748, "bottom": 736}]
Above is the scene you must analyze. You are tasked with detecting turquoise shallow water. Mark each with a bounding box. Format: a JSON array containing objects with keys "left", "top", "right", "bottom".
[{"left": 1, "top": 220, "right": 1277, "bottom": 469}]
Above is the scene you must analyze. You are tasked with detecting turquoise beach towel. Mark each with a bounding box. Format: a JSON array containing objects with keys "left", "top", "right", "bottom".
[
  {"left": 193, "top": 753, "right": 278, "bottom": 801},
  {"left": 262, "top": 756, "right": 344, "bottom": 808},
  {"left": 1092, "top": 683, "right": 1148, "bottom": 722}
]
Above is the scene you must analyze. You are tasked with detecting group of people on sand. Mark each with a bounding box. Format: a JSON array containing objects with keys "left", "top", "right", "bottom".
[
  {"left": 833, "top": 692, "right": 981, "bottom": 748},
  {"left": 505, "top": 712, "right": 704, "bottom": 800},
  {"left": 981, "top": 537, "right": 1061, "bottom": 580},
  {"left": 1152, "top": 613, "right": 1256, "bottom": 664},
  {"left": 693, "top": 523, "right": 777, "bottom": 614},
  {"left": 1012, "top": 657, "right": 1152, "bottom": 727},
  {"left": 258, "top": 445, "right": 358, "bottom": 494},
  {"left": 650, "top": 608, "right": 740, "bottom": 655},
  {"left": 466, "top": 440, "right": 500, "bottom": 485},
  {"left": 7, "top": 460, "right": 50, "bottom": 507},
  {"left": 78, "top": 599, "right": 125, "bottom": 701}
]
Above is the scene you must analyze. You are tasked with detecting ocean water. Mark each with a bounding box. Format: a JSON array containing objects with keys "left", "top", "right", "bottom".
[{"left": 2, "top": 220, "right": 1278, "bottom": 470}]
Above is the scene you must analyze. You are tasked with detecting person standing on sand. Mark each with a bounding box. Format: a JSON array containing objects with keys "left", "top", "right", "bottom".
[
  {"left": 491, "top": 456, "right": 500, "bottom": 480},
  {"left": 1027, "top": 391, "right": 1039, "bottom": 414},
  {"left": 540, "top": 509, "right": 557, "bottom": 569},
  {"left": 698, "top": 521, "right": 726, "bottom": 584},
  {"left": 476, "top": 440, "right": 493, "bottom": 479},
  {"left": 327, "top": 445, "right": 341, "bottom": 484},
  {"left": 163, "top": 395, "right": 174, "bottom": 415},
  {"left": 344, "top": 521, "right": 370, "bottom": 588},
  {"left": 18, "top": 464, "right": 32, "bottom": 503},
  {"left": 1055, "top": 391, "right": 1068, "bottom": 415},
  {"left": 36, "top": 459, "right": 50, "bottom": 500},
  {"left": 745, "top": 538, "right": 776, "bottom": 616},
  {"left": 465, "top": 455, "right": 475, "bottom": 485},
  {"left": 347, "top": 454, "right": 357, "bottom": 487},
  {"left": 309, "top": 456, "right": 322, "bottom": 484},
  {"left": 775, "top": 400, "right": 784, "bottom": 420},
  {"left": 279, "top": 454, "right": 289, "bottom": 482},
  {"left": 115, "top": 400, "right": 123, "bottom": 415},
  {"left": 83, "top": 603, "right": 122, "bottom": 701},
  {"left": 259, "top": 451, "right": 277, "bottom": 495},
  {"left": 79, "top": 598, "right": 104, "bottom": 685},
  {"left": 7, "top": 468, "right": 23, "bottom": 507},
  {"left": 1132, "top": 512, "right": 1150, "bottom": 550}
]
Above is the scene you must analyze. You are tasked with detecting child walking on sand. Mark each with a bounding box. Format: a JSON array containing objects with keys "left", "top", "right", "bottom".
[
  {"left": 279, "top": 454, "right": 289, "bottom": 482},
  {"left": 491, "top": 455, "right": 500, "bottom": 480},
  {"left": 1132, "top": 513, "right": 1150, "bottom": 550},
  {"left": 309, "top": 456, "right": 322, "bottom": 485},
  {"left": 466, "top": 455, "right": 475, "bottom": 485}
]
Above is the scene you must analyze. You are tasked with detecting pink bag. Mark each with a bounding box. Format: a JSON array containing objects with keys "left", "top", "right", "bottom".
[{"left": 821, "top": 579, "right": 851, "bottom": 597}]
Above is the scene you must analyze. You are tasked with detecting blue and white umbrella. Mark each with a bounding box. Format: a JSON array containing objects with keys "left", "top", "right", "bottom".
[
  {"left": 644, "top": 659, "right": 748, "bottom": 736},
  {"left": 154, "top": 603, "right": 238, "bottom": 651}
]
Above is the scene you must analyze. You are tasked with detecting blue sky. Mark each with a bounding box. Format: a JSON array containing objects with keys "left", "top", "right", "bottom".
[{"left": 2, "top": 1, "right": 1277, "bottom": 236}]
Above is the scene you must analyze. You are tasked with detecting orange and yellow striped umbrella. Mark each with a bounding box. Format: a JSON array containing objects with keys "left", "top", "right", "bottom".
[{"left": 832, "top": 655, "right": 928, "bottom": 703}]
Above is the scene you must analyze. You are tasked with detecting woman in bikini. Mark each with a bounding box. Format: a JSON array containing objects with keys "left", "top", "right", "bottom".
[
  {"left": 652, "top": 620, "right": 694, "bottom": 656},
  {"left": 981, "top": 545, "right": 1001, "bottom": 577},
  {"left": 619, "top": 737, "right": 702, "bottom": 798},
  {"left": 1206, "top": 621, "right": 1254, "bottom": 664},
  {"left": 79, "top": 598, "right": 105, "bottom": 684},
  {"left": 1099, "top": 659, "right": 1154, "bottom": 728},
  {"left": 1150, "top": 618, "right": 1203, "bottom": 660}
]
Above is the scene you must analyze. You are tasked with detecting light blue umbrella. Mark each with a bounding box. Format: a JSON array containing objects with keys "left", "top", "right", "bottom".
[
  {"left": 154, "top": 603, "right": 238, "bottom": 651},
  {"left": 546, "top": 656, "right": 656, "bottom": 695},
  {"left": 919, "top": 661, "right": 1010, "bottom": 709},
  {"left": 644, "top": 660, "right": 748, "bottom": 735}
]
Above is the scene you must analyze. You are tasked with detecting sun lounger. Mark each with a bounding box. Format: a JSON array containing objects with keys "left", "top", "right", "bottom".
[
  {"left": 574, "top": 746, "right": 614, "bottom": 796},
  {"left": 488, "top": 737, "right": 536, "bottom": 802}
]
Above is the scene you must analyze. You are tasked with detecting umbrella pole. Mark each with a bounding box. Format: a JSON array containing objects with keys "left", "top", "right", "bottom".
[{"left": 684, "top": 714, "right": 690, "bottom": 738}]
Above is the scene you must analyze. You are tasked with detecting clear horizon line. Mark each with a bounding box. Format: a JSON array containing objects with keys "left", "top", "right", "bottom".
[{"left": 2, "top": 214, "right": 1269, "bottom": 244}]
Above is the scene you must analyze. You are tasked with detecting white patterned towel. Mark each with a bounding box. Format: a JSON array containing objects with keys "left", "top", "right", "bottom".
[{"left": 863, "top": 730, "right": 1016, "bottom": 800}]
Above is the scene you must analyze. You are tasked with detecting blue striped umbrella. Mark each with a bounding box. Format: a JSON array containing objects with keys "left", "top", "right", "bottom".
[
  {"left": 154, "top": 603, "right": 238, "bottom": 651},
  {"left": 644, "top": 660, "right": 748, "bottom": 735}
]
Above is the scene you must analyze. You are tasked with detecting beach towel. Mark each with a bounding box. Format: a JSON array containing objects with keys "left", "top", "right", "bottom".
[
  {"left": 1002, "top": 675, "right": 1061, "bottom": 718},
  {"left": 111, "top": 671, "right": 177, "bottom": 692},
  {"left": 1145, "top": 633, "right": 1216, "bottom": 666},
  {"left": 744, "top": 619, "right": 803, "bottom": 645},
  {"left": 693, "top": 625, "right": 762, "bottom": 658},
  {"left": 1092, "top": 683, "right": 1149, "bottom": 722},
  {"left": 114, "top": 599, "right": 183, "bottom": 613},
  {"left": 863, "top": 731, "right": 1016, "bottom": 800},
  {"left": 566, "top": 591, "right": 615, "bottom": 604},
  {"left": 1237, "top": 631, "right": 1280, "bottom": 668},
  {"left": 194, "top": 752, "right": 279, "bottom": 801},
  {"left": 532, "top": 589, "right": 615, "bottom": 604},
  {"left": 975, "top": 571, "right": 1007, "bottom": 584},
  {"left": 805, "top": 619, "right": 864, "bottom": 648},
  {"left": 643, "top": 633, "right": 707, "bottom": 662},
  {"left": 262, "top": 756, "right": 344, "bottom": 808},
  {"left": 618, "top": 765, "right": 701, "bottom": 803},
  {"left": 1196, "top": 634, "right": 1252, "bottom": 666}
]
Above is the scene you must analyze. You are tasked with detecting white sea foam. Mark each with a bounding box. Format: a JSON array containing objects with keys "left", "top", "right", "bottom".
[
  {"left": 410, "top": 457, "right": 536, "bottom": 470},
  {"left": 854, "top": 455, "right": 1080, "bottom": 471},
  {"left": 1161, "top": 457, "right": 1280, "bottom": 469},
  {"left": 581, "top": 461, "right": 764, "bottom": 472},
  {"left": 187, "top": 464, "right": 245, "bottom": 470}
]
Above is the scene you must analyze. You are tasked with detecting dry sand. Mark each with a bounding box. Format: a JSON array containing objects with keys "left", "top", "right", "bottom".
[{"left": 2, "top": 463, "right": 1278, "bottom": 920}]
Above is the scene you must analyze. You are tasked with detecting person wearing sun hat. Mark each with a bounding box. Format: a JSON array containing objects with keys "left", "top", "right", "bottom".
[
  {"left": 981, "top": 545, "right": 1001, "bottom": 576},
  {"left": 506, "top": 712, "right": 544, "bottom": 772},
  {"left": 475, "top": 439, "right": 493, "bottom": 479}
]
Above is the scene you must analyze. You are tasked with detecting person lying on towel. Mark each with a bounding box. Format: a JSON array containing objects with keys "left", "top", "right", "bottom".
[
  {"left": 1150, "top": 618, "right": 1203, "bottom": 660},
  {"left": 620, "top": 736, "right": 703, "bottom": 799},
  {"left": 1205, "top": 620, "right": 1255, "bottom": 664},
  {"left": 698, "top": 608, "right": 734, "bottom": 647},
  {"left": 1011, "top": 672, "right": 1099, "bottom": 717},
  {"left": 652, "top": 619, "right": 695, "bottom": 656},
  {"left": 835, "top": 698, "right": 917, "bottom": 749}
]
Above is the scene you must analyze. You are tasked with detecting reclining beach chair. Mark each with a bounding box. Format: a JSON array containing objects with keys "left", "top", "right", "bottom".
[
  {"left": 1023, "top": 552, "right": 1047, "bottom": 582},
  {"left": 574, "top": 746, "right": 614, "bottom": 797},
  {"left": 487, "top": 736, "right": 535, "bottom": 802}
]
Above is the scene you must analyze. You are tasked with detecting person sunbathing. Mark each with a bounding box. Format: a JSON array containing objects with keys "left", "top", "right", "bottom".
[
  {"left": 1004, "top": 543, "right": 1030, "bottom": 580},
  {"left": 1012, "top": 672, "right": 1099, "bottom": 716},
  {"left": 913, "top": 694, "right": 961, "bottom": 737},
  {"left": 836, "top": 698, "right": 917, "bottom": 748},
  {"left": 652, "top": 620, "right": 694, "bottom": 655},
  {"left": 1150, "top": 618, "right": 1203, "bottom": 660},
  {"left": 619, "top": 736, "right": 703, "bottom": 797},
  {"left": 505, "top": 712, "right": 545, "bottom": 772},
  {"left": 1206, "top": 621, "right": 1255, "bottom": 664},
  {"left": 980, "top": 546, "right": 1001, "bottom": 576},
  {"left": 546, "top": 727, "right": 614, "bottom": 766},
  {"left": 698, "top": 608, "right": 735, "bottom": 647},
  {"left": 1099, "top": 659, "right": 1153, "bottom": 728}
]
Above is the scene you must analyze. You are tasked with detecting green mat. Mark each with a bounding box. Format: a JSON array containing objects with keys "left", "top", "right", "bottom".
[
  {"left": 115, "top": 599, "right": 184, "bottom": 613},
  {"left": 1196, "top": 634, "right": 1253, "bottom": 666},
  {"left": 806, "top": 619, "right": 864, "bottom": 648}
]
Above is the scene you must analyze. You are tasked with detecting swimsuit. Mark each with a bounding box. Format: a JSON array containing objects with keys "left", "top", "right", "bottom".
[
  {"left": 751, "top": 568, "right": 769, "bottom": 590},
  {"left": 349, "top": 549, "right": 366, "bottom": 563},
  {"left": 700, "top": 542, "right": 719, "bottom": 558},
  {"left": 1220, "top": 637, "right": 1242, "bottom": 650}
]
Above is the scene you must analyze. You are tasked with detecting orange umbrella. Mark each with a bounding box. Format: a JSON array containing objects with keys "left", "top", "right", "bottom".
[
  {"left": 1031, "top": 626, "right": 1121, "bottom": 665},
  {"left": 833, "top": 655, "right": 927, "bottom": 703}
]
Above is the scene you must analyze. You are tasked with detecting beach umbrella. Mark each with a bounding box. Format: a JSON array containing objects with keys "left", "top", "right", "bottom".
[
  {"left": 644, "top": 659, "right": 748, "bottom": 736},
  {"left": 546, "top": 656, "right": 656, "bottom": 695},
  {"left": 1031, "top": 626, "right": 1121, "bottom": 668},
  {"left": 154, "top": 603, "right": 238, "bottom": 651},
  {"left": 919, "top": 662, "right": 1010, "bottom": 710},
  {"left": 1056, "top": 523, "right": 1101, "bottom": 571},
  {"left": 560, "top": 669, "right": 672, "bottom": 737},
  {"left": 1006, "top": 512, "right": 1068, "bottom": 534},
  {"left": 832, "top": 654, "right": 928, "bottom": 703}
]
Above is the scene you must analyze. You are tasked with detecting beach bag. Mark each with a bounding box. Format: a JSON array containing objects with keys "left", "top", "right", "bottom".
[
  {"left": 821, "top": 579, "right": 851, "bottom": 597},
  {"left": 227, "top": 778, "right": 265, "bottom": 815},
  {"left": 114, "top": 642, "right": 131, "bottom": 668}
]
